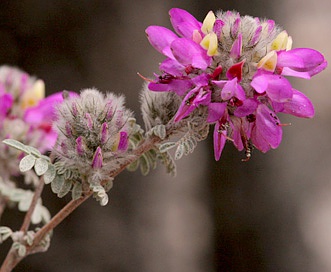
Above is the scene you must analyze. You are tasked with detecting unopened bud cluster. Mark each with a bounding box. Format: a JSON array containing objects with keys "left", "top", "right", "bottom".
[{"left": 53, "top": 89, "right": 133, "bottom": 187}]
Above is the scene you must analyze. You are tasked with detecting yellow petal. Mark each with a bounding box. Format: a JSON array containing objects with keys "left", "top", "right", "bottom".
[
  {"left": 21, "top": 79, "right": 45, "bottom": 109},
  {"left": 200, "top": 32, "right": 218, "bottom": 56},
  {"left": 257, "top": 51, "right": 277, "bottom": 72},
  {"left": 270, "top": 30, "right": 289, "bottom": 51},
  {"left": 286, "top": 36, "right": 293, "bottom": 50},
  {"left": 201, "top": 11, "right": 216, "bottom": 34}
]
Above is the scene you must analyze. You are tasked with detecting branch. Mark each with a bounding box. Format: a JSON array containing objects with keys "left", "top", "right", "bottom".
[
  {"left": 0, "top": 125, "right": 172, "bottom": 272},
  {"left": 20, "top": 178, "right": 45, "bottom": 233}
]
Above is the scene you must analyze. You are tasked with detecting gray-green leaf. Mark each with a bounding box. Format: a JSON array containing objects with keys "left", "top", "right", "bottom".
[
  {"left": 19, "top": 155, "right": 36, "bottom": 172},
  {"left": 159, "top": 142, "right": 177, "bottom": 153},
  {"left": 2, "top": 139, "right": 30, "bottom": 154},
  {"left": 26, "top": 146, "right": 41, "bottom": 157},
  {"left": 57, "top": 180, "right": 72, "bottom": 198},
  {"left": 34, "top": 158, "right": 49, "bottom": 176},
  {"left": 0, "top": 227, "right": 12, "bottom": 243},
  {"left": 44, "top": 164, "right": 56, "bottom": 184},
  {"left": 126, "top": 159, "right": 139, "bottom": 172},
  {"left": 140, "top": 154, "right": 150, "bottom": 176},
  {"left": 18, "top": 244, "right": 27, "bottom": 257},
  {"left": 175, "top": 144, "right": 184, "bottom": 160},
  {"left": 72, "top": 183, "right": 83, "bottom": 200},
  {"left": 153, "top": 125, "right": 166, "bottom": 139},
  {"left": 51, "top": 175, "right": 65, "bottom": 194}
]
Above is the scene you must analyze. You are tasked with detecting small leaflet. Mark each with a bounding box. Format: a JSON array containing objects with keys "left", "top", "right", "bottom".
[
  {"left": 2, "top": 139, "right": 30, "bottom": 154},
  {"left": 19, "top": 155, "right": 36, "bottom": 172},
  {"left": 159, "top": 142, "right": 177, "bottom": 153},
  {"left": 72, "top": 183, "right": 83, "bottom": 200},
  {"left": 34, "top": 158, "right": 49, "bottom": 176},
  {"left": 44, "top": 164, "right": 56, "bottom": 184},
  {"left": 175, "top": 144, "right": 185, "bottom": 160},
  {"left": 57, "top": 180, "right": 72, "bottom": 198},
  {"left": 140, "top": 154, "right": 150, "bottom": 176},
  {"left": 154, "top": 125, "right": 166, "bottom": 139}
]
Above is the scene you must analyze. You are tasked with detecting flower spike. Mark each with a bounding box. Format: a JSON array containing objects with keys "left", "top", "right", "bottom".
[{"left": 145, "top": 8, "right": 327, "bottom": 160}]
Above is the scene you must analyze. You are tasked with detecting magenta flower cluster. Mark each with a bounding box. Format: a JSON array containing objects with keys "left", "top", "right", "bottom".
[
  {"left": 146, "top": 8, "right": 327, "bottom": 160},
  {"left": 0, "top": 66, "right": 65, "bottom": 153},
  {"left": 0, "top": 66, "right": 69, "bottom": 178}
]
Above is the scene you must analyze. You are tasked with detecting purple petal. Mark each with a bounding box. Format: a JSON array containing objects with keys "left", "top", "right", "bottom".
[
  {"left": 213, "top": 122, "right": 227, "bottom": 161},
  {"left": 281, "top": 67, "right": 311, "bottom": 79},
  {"left": 252, "top": 104, "right": 282, "bottom": 151},
  {"left": 251, "top": 72, "right": 269, "bottom": 94},
  {"left": 174, "top": 87, "right": 211, "bottom": 121},
  {"left": 117, "top": 131, "right": 128, "bottom": 151},
  {"left": 221, "top": 78, "right": 236, "bottom": 100},
  {"left": 278, "top": 48, "right": 326, "bottom": 72},
  {"left": 231, "top": 17, "right": 241, "bottom": 38},
  {"left": 191, "top": 73, "right": 210, "bottom": 87},
  {"left": 229, "top": 118, "right": 244, "bottom": 151},
  {"left": 277, "top": 50, "right": 304, "bottom": 69},
  {"left": 159, "top": 58, "right": 185, "bottom": 76},
  {"left": 250, "top": 25, "right": 262, "bottom": 46},
  {"left": 234, "top": 83, "right": 246, "bottom": 101},
  {"left": 24, "top": 91, "right": 78, "bottom": 124},
  {"left": 0, "top": 93, "right": 13, "bottom": 117},
  {"left": 308, "top": 59, "right": 328, "bottom": 76},
  {"left": 169, "top": 8, "right": 202, "bottom": 39},
  {"left": 212, "top": 80, "right": 227, "bottom": 89},
  {"left": 271, "top": 101, "right": 284, "bottom": 113},
  {"left": 146, "top": 26, "right": 178, "bottom": 58},
  {"left": 213, "top": 20, "right": 225, "bottom": 37},
  {"left": 171, "top": 38, "right": 211, "bottom": 70},
  {"left": 280, "top": 89, "right": 314, "bottom": 118},
  {"left": 148, "top": 78, "right": 193, "bottom": 96},
  {"left": 266, "top": 20, "right": 275, "bottom": 34},
  {"left": 92, "top": 146, "right": 103, "bottom": 169},
  {"left": 265, "top": 75, "right": 293, "bottom": 102},
  {"left": 230, "top": 34, "right": 242, "bottom": 59},
  {"left": 234, "top": 98, "right": 258, "bottom": 117},
  {"left": 207, "top": 102, "right": 227, "bottom": 123},
  {"left": 76, "top": 136, "right": 84, "bottom": 156},
  {"left": 251, "top": 73, "right": 293, "bottom": 102},
  {"left": 251, "top": 124, "right": 271, "bottom": 153}
]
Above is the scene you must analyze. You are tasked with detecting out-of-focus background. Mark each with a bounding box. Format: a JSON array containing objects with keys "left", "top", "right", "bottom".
[{"left": 0, "top": 0, "right": 330, "bottom": 271}]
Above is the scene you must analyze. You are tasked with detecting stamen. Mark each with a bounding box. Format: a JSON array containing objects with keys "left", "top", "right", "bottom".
[
  {"left": 277, "top": 122, "right": 292, "bottom": 127},
  {"left": 137, "top": 72, "right": 153, "bottom": 82}
]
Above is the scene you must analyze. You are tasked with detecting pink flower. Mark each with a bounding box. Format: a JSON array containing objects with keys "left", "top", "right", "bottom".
[
  {"left": 145, "top": 8, "right": 327, "bottom": 160},
  {"left": 24, "top": 91, "right": 78, "bottom": 152}
]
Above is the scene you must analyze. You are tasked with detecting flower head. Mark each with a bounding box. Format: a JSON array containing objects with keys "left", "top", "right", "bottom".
[
  {"left": 0, "top": 66, "right": 68, "bottom": 177},
  {"left": 145, "top": 8, "right": 327, "bottom": 160},
  {"left": 53, "top": 88, "right": 133, "bottom": 186}
]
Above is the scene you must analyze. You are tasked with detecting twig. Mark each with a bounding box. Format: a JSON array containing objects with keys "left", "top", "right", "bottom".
[
  {"left": 0, "top": 129, "right": 168, "bottom": 272},
  {"left": 20, "top": 178, "right": 45, "bottom": 233},
  {"left": 0, "top": 197, "right": 6, "bottom": 223}
]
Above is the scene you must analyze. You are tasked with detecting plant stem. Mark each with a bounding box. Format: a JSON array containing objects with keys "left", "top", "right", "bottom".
[
  {"left": 0, "top": 197, "right": 6, "bottom": 223},
  {"left": 1, "top": 178, "right": 45, "bottom": 272},
  {"left": 0, "top": 131, "right": 165, "bottom": 272},
  {"left": 20, "top": 178, "right": 45, "bottom": 233}
]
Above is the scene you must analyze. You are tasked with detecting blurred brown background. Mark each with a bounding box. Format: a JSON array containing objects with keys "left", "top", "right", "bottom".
[{"left": 0, "top": 0, "right": 330, "bottom": 271}]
